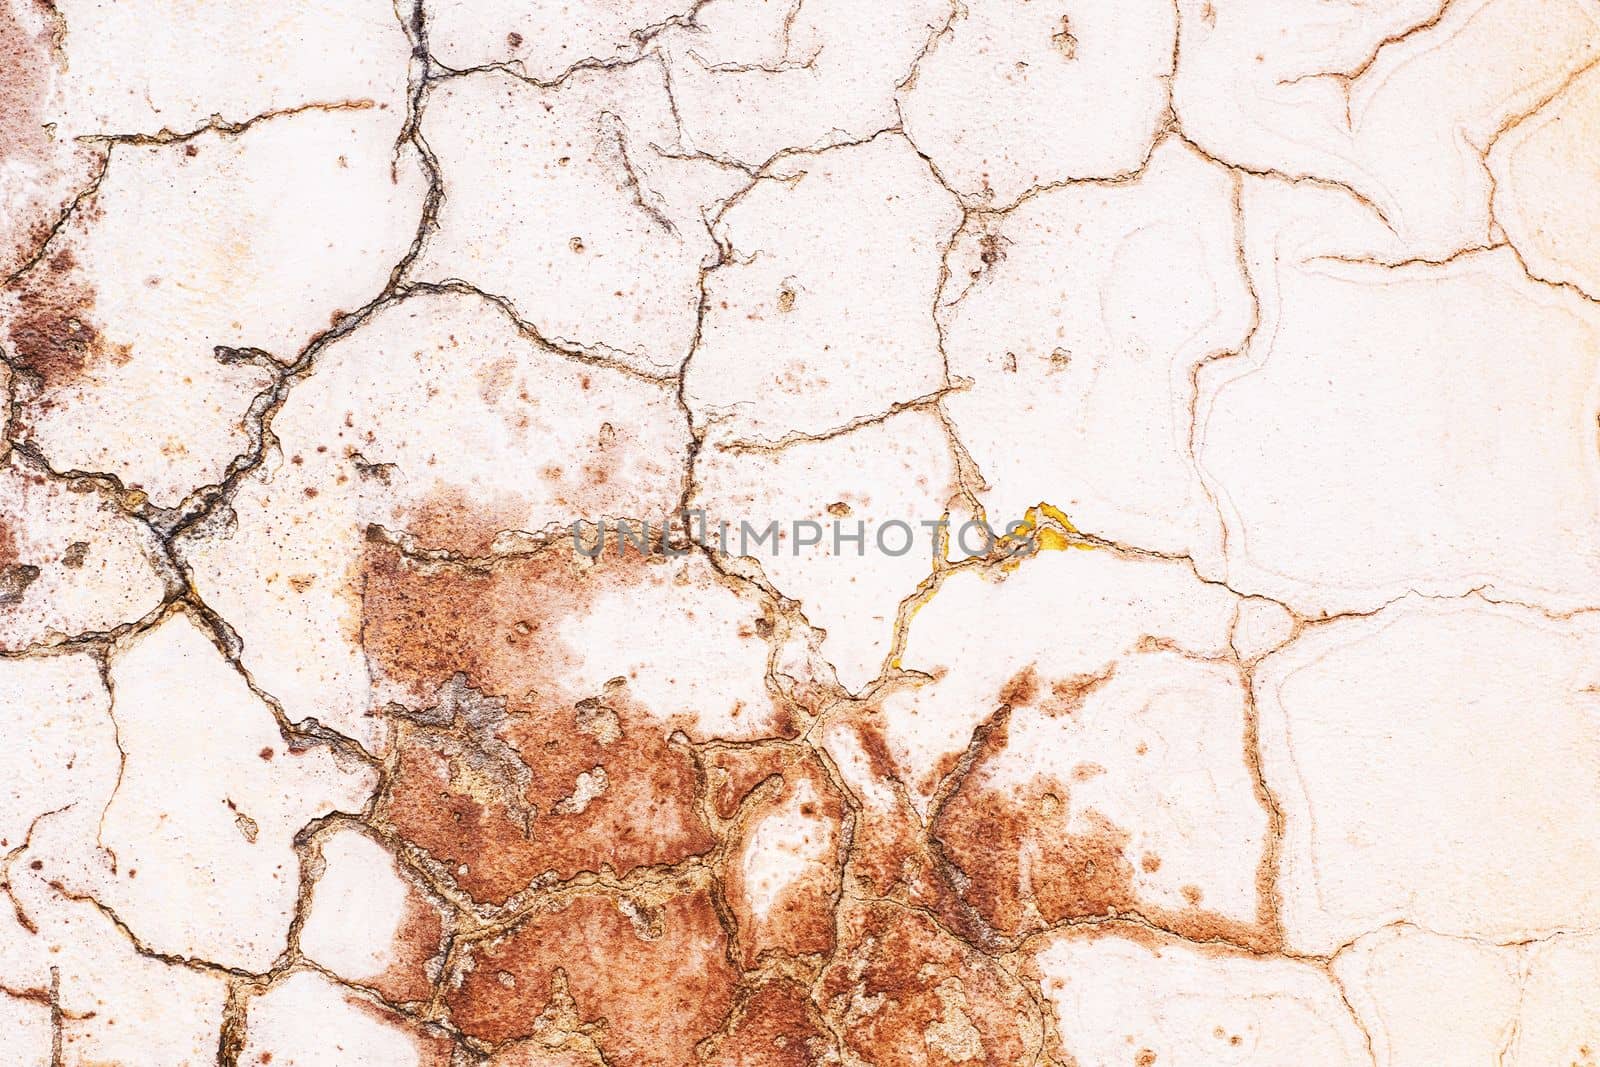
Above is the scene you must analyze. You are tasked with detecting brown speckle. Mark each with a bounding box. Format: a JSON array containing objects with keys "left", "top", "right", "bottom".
[{"left": 1052, "top": 16, "right": 1078, "bottom": 59}]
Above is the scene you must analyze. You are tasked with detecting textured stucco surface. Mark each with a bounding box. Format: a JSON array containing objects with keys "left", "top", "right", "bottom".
[{"left": 3, "top": 0, "right": 1600, "bottom": 1063}]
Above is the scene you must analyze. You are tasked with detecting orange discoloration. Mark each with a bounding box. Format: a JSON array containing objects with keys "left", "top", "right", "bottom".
[
  {"left": 997, "top": 665, "right": 1038, "bottom": 709},
  {"left": 384, "top": 696, "right": 713, "bottom": 902},
  {"left": 718, "top": 747, "right": 845, "bottom": 966},
  {"left": 934, "top": 724, "right": 1275, "bottom": 951},
  {"left": 703, "top": 978, "right": 832, "bottom": 1066},
  {"left": 362, "top": 538, "right": 790, "bottom": 900},
  {"left": 704, "top": 744, "right": 790, "bottom": 820},
  {"left": 7, "top": 249, "right": 126, "bottom": 391},
  {"left": 357, "top": 536, "right": 616, "bottom": 705},
  {"left": 818, "top": 902, "right": 1041, "bottom": 1066},
  {"left": 371, "top": 886, "right": 447, "bottom": 1006},
  {"left": 817, "top": 715, "right": 984, "bottom": 947},
  {"left": 1042, "top": 666, "right": 1118, "bottom": 717},
  {"left": 390, "top": 481, "right": 532, "bottom": 555},
  {"left": 359, "top": 535, "right": 776, "bottom": 734},
  {"left": 446, "top": 882, "right": 739, "bottom": 1064},
  {"left": 936, "top": 767, "right": 1138, "bottom": 935}
]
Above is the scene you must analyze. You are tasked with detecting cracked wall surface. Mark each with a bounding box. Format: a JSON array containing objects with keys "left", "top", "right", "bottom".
[{"left": 2, "top": 0, "right": 1599, "bottom": 1064}]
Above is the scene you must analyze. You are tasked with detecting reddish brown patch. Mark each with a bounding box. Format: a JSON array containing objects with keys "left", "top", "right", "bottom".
[
  {"left": 719, "top": 749, "right": 844, "bottom": 966},
  {"left": 946, "top": 784, "right": 1137, "bottom": 934},
  {"left": 817, "top": 902, "right": 1040, "bottom": 1066},
  {"left": 1042, "top": 665, "right": 1117, "bottom": 716},
  {"left": 0, "top": 0, "right": 52, "bottom": 168},
  {"left": 446, "top": 881, "right": 738, "bottom": 1064},
  {"left": 977, "top": 233, "right": 1006, "bottom": 267},
  {"left": 0, "top": 518, "right": 17, "bottom": 570},
  {"left": 1051, "top": 16, "right": 1078, "bottom": 59},
  {"left": 933, "top": 717, "right": 1138, "bottom": 938},
  {"left": 703, "top": 978, "right": 832, "bottom": 1066},
  {"left": 704, "top": 744, "right": 790, "bottom": 820},
  {"left": 934, "top": 754, "right": 1275, "bottom": 951},
  {"left": 0, "top": 511, "right": 37, "bottom": 604},
  {"left": 384, "top": 695, "right": 714, "bottom": 902},
  {"left": 369, "top": 886, "right": 447, "bottom": 1005},
  {"left": 390, "top": 481, "right": 531, "bottom": 555},
  {"left": 358, "top": 535, "right": 773, "bottom": 733},
  {"left": 852, "top": 719, "right": 900, "bottom": 784},
  {"left": 818, "top": 715, "right": 984, "bottom": 946},
  {"left": 997, "top": 665, "right": 1037, "bottom": 709},
  {"left": 7, "top": 249, "right": 125, "bottom": 391},
  {"left": 363, "top": 540, "right": 779, "bottom": 901}
]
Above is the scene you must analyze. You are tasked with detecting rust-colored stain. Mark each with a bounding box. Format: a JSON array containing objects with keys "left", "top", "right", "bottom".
[
  {"left": 445, "top": 879, "right": 738, "bottom": 1061},
  {"left": 818, "top": 901, "right": 1042, "bottom": 1065},
  {"left": 0, "top": 0, "right": 52, "bottom": 169},
  {"left": 9, "top": 0, "right": 1577, "bottom": 1057},
  {"left": 702, "top": 977, "right": 830, "bottom": 1065},
  {"left": 6, "top": 249, "right": 125, "bottom": 391},
  {"left": 0, "top": 517, "right": 17, "bottom": 570},
  {"left": 364, "top": 539, "right": 724, "bottom": 901},
  {"left": 717, "top": 746, "right": 845, "bottom": 966}
]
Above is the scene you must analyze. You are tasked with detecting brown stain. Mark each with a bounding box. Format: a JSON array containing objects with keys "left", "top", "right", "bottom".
[
  {"left": 6, "top": 249, "right": 126, "bottom": 392},
  {"left": 934, "top": 756, "right": 1276, "bottom": 951},
  {"left": 702, "top": 978, "right": 832, "bottom": 1066},
  {"left": 362, "top": 537, "right": 794, "bottom": 901},
  {"left": 1051, "top": 16, "right": 1078, "bottom": 60},
  {"left": 717, "top": 748, "right": 845, "bottom": 966},
  {"left": 390, "top": 481, "right": 531, "bottom": 555},
  {"left": 817, "top": 901, "right": 1040, "bottom": 1066},
  {"left": 997, "top": 665, "right": 1038, "bottom": 709},
  {"left": 0, "top": 0, "right": 53, "bottom": 168},
  {"left": 977, "top": 233, "right": 1007, "bottom": 268},
  {"left": 358, "top": 533, "right": 775, "bottom": 732},
  {"left": 934, "top": 769, "right": 1138, "bottom": 936},
  {"left": 704, "top": 745, "right": 791, "bottom": 821},
  {"left": 828, "top": 719, "right": 930, "bottom": 898},
  {"left": 924, "top": 663, "right": 1277, "bottom": 949},
  {"left": 818, "top": 714, "right": 991, "bottom": 949},
  {"left": 852, "top": 718, "right": 901, "bottom": 785},
  {"left": 380, "top": 680, "right": 714, "bottom": 903},
  {"left": 0, "top": 511, "right": 38, "bottom": 606},
  {"left": 370, "top": 883, "right": 447, "bottom": 1006},
  {"left": 445, "top": 880, "right": 739, "bottom": 1063},
  {"left": 1042, "top": 665, "right": 1118, "bottom": 717}
]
